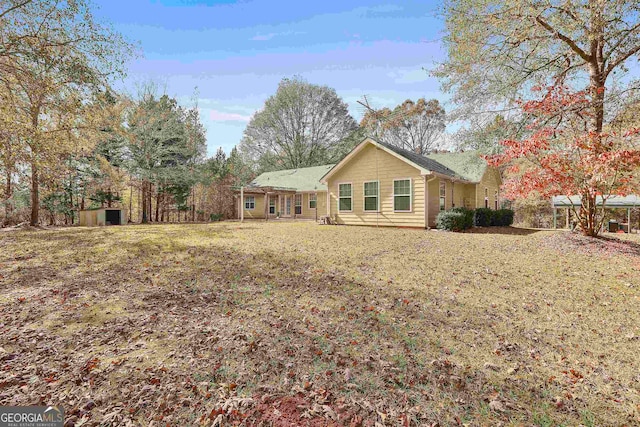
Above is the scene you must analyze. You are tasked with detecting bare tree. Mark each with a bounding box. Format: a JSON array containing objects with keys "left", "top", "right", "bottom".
[
  {"left": 361, "top": 98, "right": 445, "bottom": 154},
  {"left": 239, "top": 77, "right": 358, "bottom": 171}
]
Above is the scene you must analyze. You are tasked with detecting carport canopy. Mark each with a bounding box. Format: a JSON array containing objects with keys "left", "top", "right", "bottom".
[
  {"left": 552, "top": 195, "right": 640, "bottom": 208},
  {"left": 551, "top": 195, "right": 640, "bottom": 229}
]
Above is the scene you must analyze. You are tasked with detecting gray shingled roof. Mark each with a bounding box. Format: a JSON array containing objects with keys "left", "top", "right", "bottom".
[{"left": 371, "top": 138, "right": 464, "bottom": 180}]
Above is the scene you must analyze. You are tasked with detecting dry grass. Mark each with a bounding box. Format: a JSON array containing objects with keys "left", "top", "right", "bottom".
[{"left": 1, "top": 222, "right": 639, "bottom": 426}]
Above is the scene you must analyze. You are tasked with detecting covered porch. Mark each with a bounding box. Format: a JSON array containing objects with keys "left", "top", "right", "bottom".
[
  {"left": 551, "top": 195, "right": 640, "bottom": 233},
  {"left": 236, "top": 186, "right": 300, "bottom": 222}
]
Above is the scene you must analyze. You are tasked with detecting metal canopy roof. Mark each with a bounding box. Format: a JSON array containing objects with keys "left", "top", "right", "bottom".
[
  {"left": 552, "top": 195, "right": 640, "bottom": 208},
  {"left": 250, "top": 164, "right": 334, "bottom": 192}
]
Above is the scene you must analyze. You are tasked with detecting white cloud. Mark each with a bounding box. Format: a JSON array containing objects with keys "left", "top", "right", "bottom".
[
  {"left": 250, "top": 30, "right": 306, "bottom": 41},
  {"left": 250, "top": 33, "right": 276, "bottom": 41},
  {"left": 209, "top": 109, "right": 252, "bottom": 122}
]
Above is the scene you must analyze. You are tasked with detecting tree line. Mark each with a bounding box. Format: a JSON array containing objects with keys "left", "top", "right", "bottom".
[
  {"left": 238, "top": 76, "right": 448, "bottom": 174},
  {"left": 0, "top": 0, "right": 255, "bottom": 226},
  {"left": 0, "top": 0, "right": 463, "bottom": 228}
]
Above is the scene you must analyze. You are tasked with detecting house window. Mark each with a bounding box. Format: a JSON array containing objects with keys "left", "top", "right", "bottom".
[
  {"left": 269, "top": 197, "right": 276, "bottom": 214},
  {"left": 295, "top": 194, "right": 302, "bottom": 215},
  {"left": 494, "top": 190, "right": 498, "bottom": 210},
  {"left": 393, "top": 179, "right": 411, "bottom": 212},
  {"left": 439, "top": 181, "right": 446, "bottom": 211},
  {"left": 245, "top": 195, "right": 255, "bottom": 210},
  {"left": 484, "top": 188, "right": 489, "bottom": 208},
  {"left": 363, "top": 181, "right": 379, "bottom": 212},
  {"left": 309, "top": 193, "right": 317, "bottom": 209},
  {"left": 338, "top": 183, "right": 352, "bottom": 211}
]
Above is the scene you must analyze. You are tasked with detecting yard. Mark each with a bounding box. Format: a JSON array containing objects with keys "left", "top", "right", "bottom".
[{"left": 1, "top": 222, "right": 639, "bottom": 426}]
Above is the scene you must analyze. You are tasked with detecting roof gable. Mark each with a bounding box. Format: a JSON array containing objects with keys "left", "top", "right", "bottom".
[
  {"left": 321, "top": 137, "right": 470, "bottom": 182},
  {"left": 374, "top": 139, "right": 462, "bottom": 179},
  {"left": 250, "top": 164, "right": 334, "bottom": 192}
]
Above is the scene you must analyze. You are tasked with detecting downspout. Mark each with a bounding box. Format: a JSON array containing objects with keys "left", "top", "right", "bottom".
[{"left": 424, "top": 175, "right": 438, "bottom": 229}]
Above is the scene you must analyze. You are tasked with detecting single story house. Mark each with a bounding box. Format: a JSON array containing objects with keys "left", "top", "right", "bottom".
[
  {"left": 236, "top": 164, "right": 333, "bottom": 221},
  {"left": 237, "top": 137, "right": 502, "bottom": 228}
]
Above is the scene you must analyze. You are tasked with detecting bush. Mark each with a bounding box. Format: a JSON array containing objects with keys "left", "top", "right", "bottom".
[
  {"left": 474, "top": 208, "right": 494, "bottom": 227},
  {"left": 492, "top": 209, "right": 514, "bottom": 226},
  {"left": 209, "top": 213, "right": 223, "bottom": 222},
  {"left": 436, "top": 207, "right": 474, "bottom": 231}
]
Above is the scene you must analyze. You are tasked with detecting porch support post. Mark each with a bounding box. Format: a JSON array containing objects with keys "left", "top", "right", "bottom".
[
  {"left": 264, "top": 193, "right": 269, "bottom": 221},
  {"left": 553, "top": 207, "right": 557, "bottom": 229},
  {"left": 628, "top": 208, "right": 631, "bottom": 233},
  {"left": 278, "top": 194, "right": 281, "bottom": 218},
  {"left": 326, "top": 188, "right": 330, "bottom": 218},
  {"left": 566, "top": 207, "right": 570, "bottom": 229},
  {"left": 240, "top": 186, "right": 244, "bottom": 223}
]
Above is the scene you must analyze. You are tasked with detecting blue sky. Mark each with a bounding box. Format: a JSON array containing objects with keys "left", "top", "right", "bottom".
[{"left": 94, "top": 0, "right": 446, "bottom": 156}]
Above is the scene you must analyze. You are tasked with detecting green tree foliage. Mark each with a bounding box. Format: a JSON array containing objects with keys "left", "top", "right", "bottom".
[
  {"left": 239, "top": 77, "right": 358, "bottom": 172},
  {"left": 126, "top": 88, "right": 206, "bottom": 223}
]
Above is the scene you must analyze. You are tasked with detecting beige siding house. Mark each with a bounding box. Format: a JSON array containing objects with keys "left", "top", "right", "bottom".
[
  {"left": 237, "top": 164, "right": 332, "bottom": 221},
  {"left": 237, "top": 137, "right": 502, "bottom": 228}
]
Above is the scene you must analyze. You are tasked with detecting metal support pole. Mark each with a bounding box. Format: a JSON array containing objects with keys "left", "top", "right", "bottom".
[{"left": 240, "top": 186, "right": 244, "bottom": 223}]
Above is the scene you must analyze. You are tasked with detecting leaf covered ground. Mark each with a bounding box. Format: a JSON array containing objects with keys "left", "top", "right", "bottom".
[{"left": 1, "top": 222, "right": 639, "bottom": 426}]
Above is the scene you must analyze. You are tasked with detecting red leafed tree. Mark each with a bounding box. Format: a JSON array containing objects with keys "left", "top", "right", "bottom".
[{"left": 488, "top": 85, "right": 640, "bottom": 237}]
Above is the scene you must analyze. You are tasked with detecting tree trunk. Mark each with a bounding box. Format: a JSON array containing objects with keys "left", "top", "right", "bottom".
[
  {"left": 141, "top": 180, "right": 149, "bottom": 223},
  {"left": 30, "top": 162, "right": 39, "bottom": 226},
  {"left": 588, "top": 63, "right": 605, "bottom": 135},
  {"left": 579, "top": 193, "right": 599, "bottom": 237},
  {"left": 155, "top": 189, "right": 161, "bottom": 222},
  {"left": 148, "top": 184, "right": 153, "bottom": 223},
  {"left": 129, "top": 184, "right": 133, "bottom": 223},
  {"left": 67, "top": 191, "right": 72, "bottom": 225},
  {"left": 191, "top": 187, "right": 196, "bottom": 222},
  {"left": 3, "top": 168, "right": 12, "bottom": 225}
]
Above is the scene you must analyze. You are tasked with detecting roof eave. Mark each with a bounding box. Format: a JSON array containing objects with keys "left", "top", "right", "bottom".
[{"left": 321, "top": 137, "right": 430, "bottom": 183}]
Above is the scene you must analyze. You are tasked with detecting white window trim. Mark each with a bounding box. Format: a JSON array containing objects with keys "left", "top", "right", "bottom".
[
  {"left": 294, "top": 193, "right": 303, "bottom": 215},
  {"left": 269, "top": 196, "right": 276, "bottom": 214},
  {"left": 337, "top": 182, "right": 353, "bottom": 212},
  {"left": 439, "top": 180, "right": 446, "bottom": 211},
  {"left": 363, "top": 180, "right": 380, "bottom": 213},
  {"left": 244, "top": 195, "right": 255, "bottom": 210},
  {"left": 309, "top": 193, "right": 317, "bottom": 209},
  {"left": 393, "top": 178, "right": 412, "bottom": 213}
]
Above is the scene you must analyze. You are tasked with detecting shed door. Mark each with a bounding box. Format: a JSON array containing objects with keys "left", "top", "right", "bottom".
[{"left": 105, "top": 210, "right": 121, "bottom": 225}]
